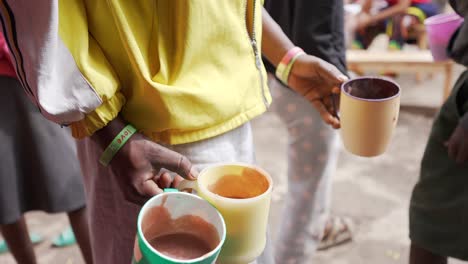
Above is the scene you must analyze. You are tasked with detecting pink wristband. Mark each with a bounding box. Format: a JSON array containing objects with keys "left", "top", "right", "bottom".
[
  {"left": 279, "top": 47, "right": 303, "bottom": 65},
  {"left": 276, "top": 47, "right": 305, "bottom": 85}
]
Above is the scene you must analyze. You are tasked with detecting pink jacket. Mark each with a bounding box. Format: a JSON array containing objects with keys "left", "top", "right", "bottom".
[{"left": 0, "top": 34, "right": 16, "bottom": 79}]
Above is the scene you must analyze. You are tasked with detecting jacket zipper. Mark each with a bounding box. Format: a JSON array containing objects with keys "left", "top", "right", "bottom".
[{"left": 246, "top": 0, "right": 269, "bottom": 107}]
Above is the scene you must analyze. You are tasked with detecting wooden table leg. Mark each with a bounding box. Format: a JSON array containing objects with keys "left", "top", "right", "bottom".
[
  {"left": 443, "top": 63, "right": 453, "bottom": 104},
  {"left": 349, "top": 64, "right": 364, "bottom": 76}
]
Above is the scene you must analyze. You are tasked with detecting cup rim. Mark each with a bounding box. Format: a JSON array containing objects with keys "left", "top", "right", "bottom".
[
  {"left": 424, "top": 12, "right": 464, "bottom": 26},
  {"left": 197, "top": 162, "right": 273, "bottom": 204},
  {"left": 341, "top": 76, "right": 401, "bottom": 102},
  {"left": 137, "top": 192, "right": 227, "bottom": 263}
]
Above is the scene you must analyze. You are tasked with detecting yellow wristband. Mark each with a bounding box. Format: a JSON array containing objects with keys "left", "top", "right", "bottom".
[
  {"left": 275, "top": 47, "right": 305, "bottom": 86},
  {"left": 281, "top": 52, "right": 305, "bottom": 85}
]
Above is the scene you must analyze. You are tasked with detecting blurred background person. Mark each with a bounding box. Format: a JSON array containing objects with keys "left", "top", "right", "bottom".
[
  {"left": 264, "top": 0, "right": 353, "bottom": 263},
  {"left": 0, "top": 34, "right": 93, "bottom": 264},
  {"left": 353, "top": 0, "right": 439, "bottom": 50},
  {"left": 409, "top": 0, "right": 468, "bottom": 263}
]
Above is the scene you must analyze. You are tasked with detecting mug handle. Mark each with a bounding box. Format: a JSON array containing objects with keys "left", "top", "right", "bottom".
[{"left": 175, "top": 180, "right": 198, "bottom": 193}]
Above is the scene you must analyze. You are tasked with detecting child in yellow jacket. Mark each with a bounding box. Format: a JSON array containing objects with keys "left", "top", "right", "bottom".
[{"left": 1, "top": 1, "right": 347, "bottom": 263}]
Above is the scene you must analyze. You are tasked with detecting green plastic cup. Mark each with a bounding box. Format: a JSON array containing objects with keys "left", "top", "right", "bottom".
[{"left": 133, "top": 190, "right": 226, "bottom": 264}]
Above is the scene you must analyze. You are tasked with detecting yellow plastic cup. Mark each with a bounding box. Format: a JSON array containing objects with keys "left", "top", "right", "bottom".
[{"left": 178, "top": 163, "right": 273, "bottom": 264}]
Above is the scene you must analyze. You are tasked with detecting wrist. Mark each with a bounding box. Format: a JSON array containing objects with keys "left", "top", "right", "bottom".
[
  {"left": 270, "top": 44, "right": 296, "bottom": 67},
  {"left": 275, "top": 47, "right": 305, "bottom": 86},
  {"left": 98, "top": 122, "right": 138, "bottom": 166},
  {"left": 91, "top": 116, "right": 139, "bottom": 166},
  {"left": 92, "top": 116, "right": 127, "bottom": 150}
]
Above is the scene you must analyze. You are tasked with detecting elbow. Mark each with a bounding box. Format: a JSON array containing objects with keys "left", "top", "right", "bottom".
[
  {"left": 36, "top": 96, "right": 86, "bottom": 125},
  {"left": 33, "top": 71, "right": 103, "bottom": 125},
  {"left": 35, "top": 86, "right": 101, "bottom": 125},
  {"left": 19, "top": 92, "right": 83, "bottom": 125}
]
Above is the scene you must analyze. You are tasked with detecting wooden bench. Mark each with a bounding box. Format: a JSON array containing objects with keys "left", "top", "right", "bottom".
[{"left": 347, "top": 50, "right": 454, "bottom": 104}]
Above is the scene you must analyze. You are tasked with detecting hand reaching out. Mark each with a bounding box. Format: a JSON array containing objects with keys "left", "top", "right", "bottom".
[{"left": 288, "top": 55, "right": 348, "bottom": 129}]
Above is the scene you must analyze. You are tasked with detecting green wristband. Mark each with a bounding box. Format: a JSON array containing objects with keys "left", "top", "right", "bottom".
[{"left": 99, "top": 124, "right": 137, "bottom": 166}]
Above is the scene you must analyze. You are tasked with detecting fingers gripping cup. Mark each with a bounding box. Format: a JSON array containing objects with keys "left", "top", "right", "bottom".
[
  {"left": 133, "top": 191, "right": 226, "bottom": 264},
  {"left": 340, "top": 77, "right": 401, "bottom": 157},
  {"left": 178, "top": 163, "right": 273, "bottom": 264}
]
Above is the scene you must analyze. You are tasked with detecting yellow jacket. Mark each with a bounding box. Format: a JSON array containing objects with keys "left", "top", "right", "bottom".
[{"left": 1, "top": 0, "right": 270, "bottom": 145}]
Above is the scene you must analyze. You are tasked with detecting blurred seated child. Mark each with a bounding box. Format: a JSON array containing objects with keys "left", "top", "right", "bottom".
[{"left": 353, "top": 0, "right": 439, "bottom": 50}]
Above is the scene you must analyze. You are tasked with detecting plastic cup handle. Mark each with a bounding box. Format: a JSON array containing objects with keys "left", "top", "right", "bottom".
[{"left": 176, "top": 180, "right": 198, "bottom": 193}]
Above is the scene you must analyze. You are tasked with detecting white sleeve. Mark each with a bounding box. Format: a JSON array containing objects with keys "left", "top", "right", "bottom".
[{"left": 0, "top": 0, "right": 102, "bottom": 125}]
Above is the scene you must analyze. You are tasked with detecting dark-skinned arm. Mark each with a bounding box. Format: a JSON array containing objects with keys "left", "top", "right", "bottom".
[{"left": 261, "top": 8, "right": 348, "bottom": 128}]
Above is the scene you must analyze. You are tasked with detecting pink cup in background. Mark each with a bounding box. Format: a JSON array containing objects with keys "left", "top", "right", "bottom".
[{"left": 425, "top": 13, "right": 464, "bottom": 61}]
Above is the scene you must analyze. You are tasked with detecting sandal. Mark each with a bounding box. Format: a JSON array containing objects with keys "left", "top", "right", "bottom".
[
  {"left": 317, "top": 216, "right": 354, "bottom": 251},
  {"left": 0, "top": 233, "right": 43, "bottom": 254},
  {"left": 388, "top": 40, "right": 403, "bottom": 51},
  {"left": 52, "top": 227, "right": 76, "bottom": 248}
]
